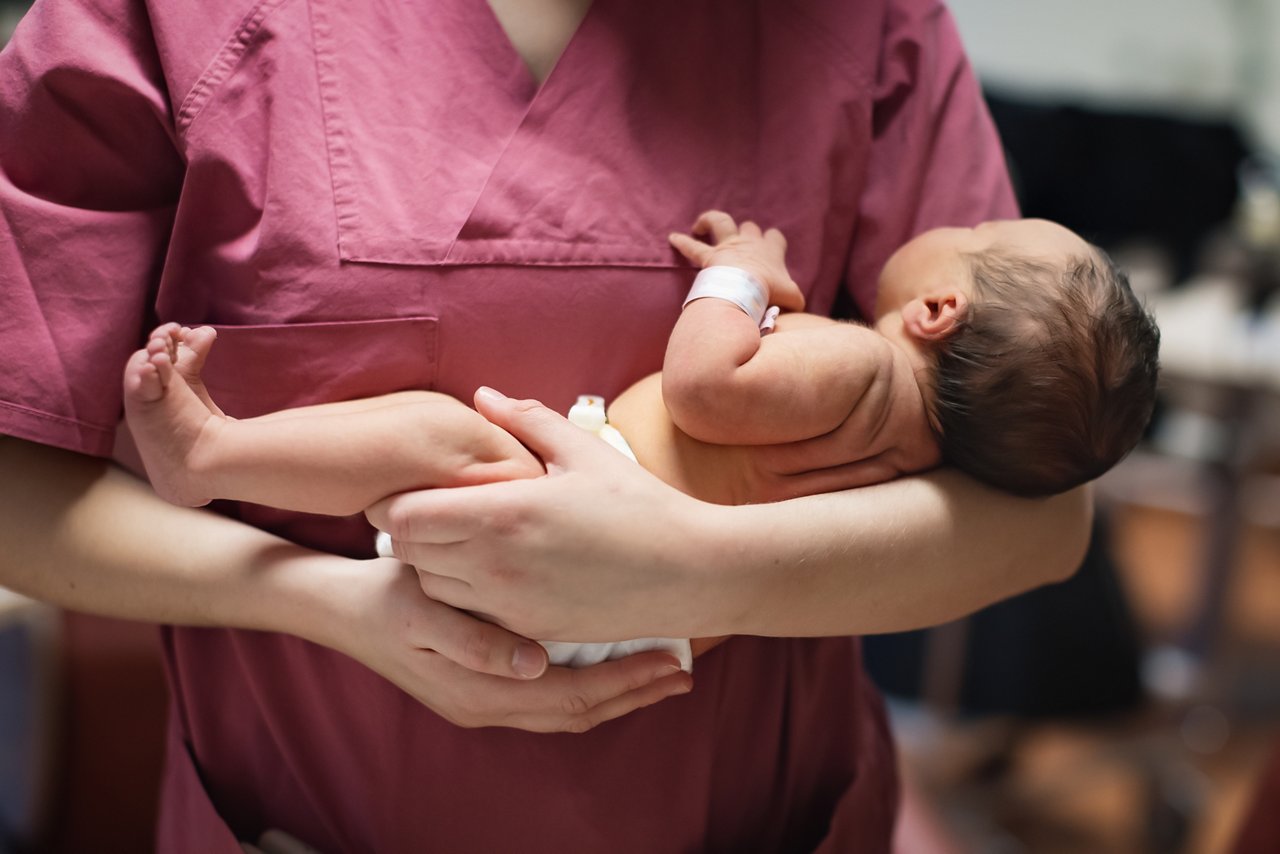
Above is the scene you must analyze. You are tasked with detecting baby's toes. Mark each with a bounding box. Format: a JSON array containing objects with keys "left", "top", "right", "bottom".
[
  {"left": 175, "top": 326, "right": 217, "bottom": 379},
  {"left": 123, "top": 348, "right": 165, "bottom": 404}
]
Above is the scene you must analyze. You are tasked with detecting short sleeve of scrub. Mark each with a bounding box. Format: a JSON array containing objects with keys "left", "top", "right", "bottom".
[
  {"left": 0, "top": 0, "right": 183, "bottom": 455},
  {"left": 841, "top": 0, "right": 1019, "bottom": 319}
]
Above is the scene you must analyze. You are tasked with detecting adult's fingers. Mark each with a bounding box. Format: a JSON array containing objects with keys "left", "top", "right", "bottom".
[
  {"left": 556, "top": 670, "right": 692, "bottom": 733},
  {"left": 256, "top": 829, "right": 322, "bottom": 854},
  {"left": 413, "top": 583, "right": 548, "bottom": 678},
  {"left": 366, "top": 486, "right": 488, "bottom": 545},
  {"left": 519, "top": 653, "right": 691, "bottom": 732},
  {"left": 472, "top": 387, "right": 610, "bottom": 471},
  {"left": 368, "top": 390, "right": 599, "bottom": 543},
  {"left": 416, "top": 569, "right": 485, "bottom": 615},
  {"left": 692, "top": 210, "right": 737, "bottom": 243}
]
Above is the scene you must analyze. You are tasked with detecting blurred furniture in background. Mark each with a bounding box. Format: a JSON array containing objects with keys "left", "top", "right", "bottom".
[
  {"left": 0, "top": 589, "right": 58, "bottom": 854},
  {"left": 869, "top": 4, "right": 1280, "bottom": 851},
  {"left": 0, "top": 586, "right": 168, "bottom": 854}
]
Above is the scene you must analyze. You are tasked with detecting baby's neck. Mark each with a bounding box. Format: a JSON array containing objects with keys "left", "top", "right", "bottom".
[
  {"left": 873, "top": 309, "right": 936, "bottom": 397},
  {"left": 884, "top": 338, "right": 941, "bottom": 443}
]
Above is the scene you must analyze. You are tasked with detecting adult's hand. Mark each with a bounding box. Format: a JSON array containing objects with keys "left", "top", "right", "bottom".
[
  {"left": 323, "top": 556, "right": 692, "bottom": 732},
  {"left": 0, "top": 437, "right": 690, "bottom": 734},
  {"left": 365, "top": 388, "right": 733, "bottom": 643}
]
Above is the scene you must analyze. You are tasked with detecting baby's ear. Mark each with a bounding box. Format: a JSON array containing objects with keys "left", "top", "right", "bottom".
[{"left": 902, "top": 291, "right": 968, "bottom": 343}]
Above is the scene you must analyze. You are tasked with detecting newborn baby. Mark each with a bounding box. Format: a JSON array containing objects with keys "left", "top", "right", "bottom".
[{"left": 123, "top": 211, "right": 1159, "bottom": 666}]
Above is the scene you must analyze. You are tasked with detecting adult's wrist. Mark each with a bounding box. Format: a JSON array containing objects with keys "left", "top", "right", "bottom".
[
  {"left": 672, "top": 501, "right": 774, "bottom": 638},
  {"left": 235, "top": 546, "right": 376, "bottom": 650},
  {"left": 684, "top": 498, "right": 849, "bottom": 638}
]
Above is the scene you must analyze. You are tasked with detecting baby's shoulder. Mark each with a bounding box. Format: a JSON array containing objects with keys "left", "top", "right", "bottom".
[
  {"left": 770, "top": 313, "right": 886, "bottom": 355},
  {"left": 769, "top": 312, "right": 843, "bottom": 333}
]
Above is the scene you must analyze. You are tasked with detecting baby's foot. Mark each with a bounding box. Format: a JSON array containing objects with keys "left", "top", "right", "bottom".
[{"left": 122, "top": 323, "right": 225, "bottom": 506}]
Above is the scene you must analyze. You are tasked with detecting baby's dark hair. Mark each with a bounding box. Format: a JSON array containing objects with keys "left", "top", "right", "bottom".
[{"left": 930, "top": 248, "right": 1160, "bottom": 497}]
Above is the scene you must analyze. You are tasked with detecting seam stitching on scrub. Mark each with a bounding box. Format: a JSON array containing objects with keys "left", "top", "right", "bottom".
[
  {"left": 175, "top": 0, "right": 294, "bottom": 132},
  {"left": 0, "top": 399, "right": 114, "bottom": 434},
  {"left": 442, "top": 110, "right": 542, "bottom": 264},
  {"left": 354, "top": 237, "right": 688, "bottom": 267},
  {"left": 307, "top": 0, "right": 359, "bottom": 259},
  {"left": 342, "top": 254, "right": 688, "bottom": 269}
]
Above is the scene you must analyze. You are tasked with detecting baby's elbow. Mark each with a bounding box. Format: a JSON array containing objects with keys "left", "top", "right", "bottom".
[{"left": 661, "top": 370, "right": 724, "bottom": 441}]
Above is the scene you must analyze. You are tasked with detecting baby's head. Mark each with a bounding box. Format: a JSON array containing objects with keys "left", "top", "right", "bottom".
[{"left": 877, "top": 219, "right": 1160, "bottom": 497}]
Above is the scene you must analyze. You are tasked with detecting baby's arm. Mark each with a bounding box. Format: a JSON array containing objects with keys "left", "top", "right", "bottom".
[
  {"left": 124, "top": 324, "right": 543, "bottom": 516},
  {"left": 664, "top": 212, "right": 889, "bottom": 445}
]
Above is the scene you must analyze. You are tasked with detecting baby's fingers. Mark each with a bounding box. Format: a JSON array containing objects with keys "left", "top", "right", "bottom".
[
  {"left": 668, "top": 232, "right": 714, "bottom": 265},
  {"left": 765, "top": 227, "right": 787, "bottom": 252},
  {"left": 692, "top": 210, "right": 738, "bottom": 243}
]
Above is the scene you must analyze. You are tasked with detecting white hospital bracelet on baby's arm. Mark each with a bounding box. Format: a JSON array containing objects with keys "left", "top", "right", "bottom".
[{"left": 683, "top": 266, "right": 779, "bottom": 330}]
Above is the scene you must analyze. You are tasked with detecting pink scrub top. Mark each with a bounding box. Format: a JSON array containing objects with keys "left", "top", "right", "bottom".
[{"left": 1, "top": 0, "right": 1016, "bottom": 850}]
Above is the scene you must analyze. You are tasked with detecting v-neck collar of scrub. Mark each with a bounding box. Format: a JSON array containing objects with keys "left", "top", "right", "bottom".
[{"left": 475, "top": 0, "right": 597, "bottom": 107}]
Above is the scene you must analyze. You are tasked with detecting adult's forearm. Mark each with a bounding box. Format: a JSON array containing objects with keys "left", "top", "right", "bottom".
[
  {"left": 381, "top": 393, "right": 1092, "bottom": 646},
  {"left": 708, "top": 468, "right": 1092, "bottom": 638},
  {"left": 1, "top": 436, "right": 692, "bottom": 729},
  {"left": 0, "top": 436, "right": 343, "bottom": 644}
]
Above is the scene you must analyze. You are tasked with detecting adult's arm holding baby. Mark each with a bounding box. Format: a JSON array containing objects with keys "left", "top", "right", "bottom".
[
  {"left": 373, "top": 390, "right": 1091, "bottom": 644},
  {"left": 0, "top": 437, "right": 691, "bottom": 731}
]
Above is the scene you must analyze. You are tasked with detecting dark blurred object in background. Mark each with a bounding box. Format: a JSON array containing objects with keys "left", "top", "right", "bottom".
[
  {"left": 988, "top": 91, "right": 1250, "bottom": 280},
  {"left": 1232, "top": 740, "right": 1280, "bottom": 853},
  {"left": 866, "top": 515, "right": 1144, "bottom": 718}
]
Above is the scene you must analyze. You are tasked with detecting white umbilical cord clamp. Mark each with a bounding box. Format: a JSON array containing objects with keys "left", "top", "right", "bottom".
[
  {"left": 567, "top": 395, "right": 637, "bottom": 461},
  {"left": 683, "top": 266, "right": 780, "bottom": 331}
]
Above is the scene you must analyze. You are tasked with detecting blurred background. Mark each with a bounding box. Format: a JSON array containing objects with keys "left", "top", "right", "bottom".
[
  {"left": 871, "top": 2, "right": 1280, "bottom": 853},
  {"left": 2, "top": 1, "right": 1280, "bottom": 852}
]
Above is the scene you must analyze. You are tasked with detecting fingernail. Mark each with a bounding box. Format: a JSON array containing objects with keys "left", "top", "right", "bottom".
[
  {"left": 669, "top": 681, "right": 692, "bottom": 696},
  {"left": 654, "top": 664, "right": 681, "bottom": 678},
  {"left": 475, "top": 386, "right": 507, "bottom": 404},
  {"left": 513, "top": 642, "right": 546, "bottom": 679}
]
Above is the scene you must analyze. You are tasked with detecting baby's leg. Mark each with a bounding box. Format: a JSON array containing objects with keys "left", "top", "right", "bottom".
[
  {"left": 208, "top": 391, "right": 543, "bottom": 515},
  {"left": 123, "top": 325, "right": 542, "bottom": 515}
]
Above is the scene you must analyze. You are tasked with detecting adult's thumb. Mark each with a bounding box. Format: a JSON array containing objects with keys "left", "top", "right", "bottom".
[{"left": 473, "top": 386, "right": 596, "bottom": 468}]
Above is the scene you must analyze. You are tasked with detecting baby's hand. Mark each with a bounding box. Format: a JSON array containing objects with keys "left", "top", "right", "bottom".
[{"left": 669, "top": 211, "right": 806, "bottom": 312}]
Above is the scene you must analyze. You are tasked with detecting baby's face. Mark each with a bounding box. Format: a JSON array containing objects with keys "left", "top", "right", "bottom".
[{"left": 875, "top": 219, "right": 1092, "bottom": 316}]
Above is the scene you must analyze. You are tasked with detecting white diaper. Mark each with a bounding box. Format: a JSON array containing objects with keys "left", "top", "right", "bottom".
[
  {"left": 539, "top": 637, "right": 693, "bottom": 672},
  {"left": 533, "top": 397, "right": 694, "bottom": 672}
]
